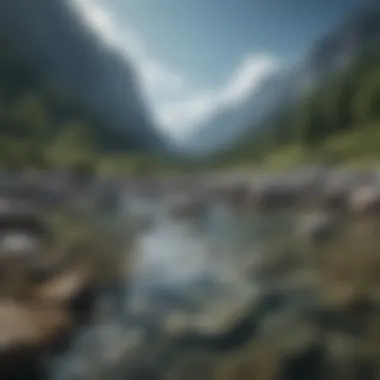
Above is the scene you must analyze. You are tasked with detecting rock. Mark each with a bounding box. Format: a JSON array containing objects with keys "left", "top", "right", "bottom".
[
  {"left": 278, "top": 342, "right": 326, "bottom": 380},
  {"left": 259, "top": 279, "right": 326, "bottom": 380},
  {"left": 244, "top": 250, "right": 288, "bottom": 283},
  {"left": 33, "top": 269, "right": 92, "bottom": 305},
  {"left": 225, "top": 182, "right": 250, "bottom": 208},
  {"left": 325, "top": 334, "right": 376, "bottom": 380},
  {"left": 297, "top": 213, "right": 339, "bottom": 247},
  {"left": 123, "top": 356, "right": 165, "bottom": 380},
  {"left": 213, "top": 344, "right": 279, "bottom": 380},
  {"left": 95, "top": 325, "right": 144, "bottom": 367},
  {"left": 166, "top": 352, "right": 216, "bottom": 380},
  {"left": 257, "top": 310, "right": 319, "bottom": 353},
  {"left": 319, "top": 174, "right": 351, "bottom": 213},
  {"left": 315, "top": 285, "right": 377, "bottom": 336},
  {"left": 170, "top": 289, "right": 294, "bottom": 352},
  {"left": 0, "top": 202, "right": 51, "bottom": 260},
  {"left": 205, "top": 186, "right": 229, "bottom": 202},
  {"left": 242, "top": 184, "right": 302, "bottom": 212},
  {"left": 349, "top": 185, "right": 380, "bottom": 216},
  {"left": 164, "top": 312, "right": 193, "bottom": 338},
  {"left": 169, "top": 195, "right": 207, "bottom": 220},
  {"left": 33, "top": 268, "right": 97, "bottom": 325},
  {"left": 0, "top": 231, "right": 43, "bottom": 259},
  {"left": 0, "top": 202, "right": 48, "bottom": 233},
  {"left": 0, "top": 300, "right": 72, "bottom": 376},
  {"left": 322, "top": 189, "right": 349, "bottom": 213}
]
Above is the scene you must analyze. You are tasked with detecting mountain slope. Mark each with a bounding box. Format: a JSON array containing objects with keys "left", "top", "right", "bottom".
[
  {"left": 0, "top": 0, "right": 164, "bottom": 152},
  {"left": 298, "top": 8, "right": 380, "bottom": 92},
  {"left": 183, "top": 7, "right": 380, "bottom": 159},
  {"left": 181, "top": 70, "right": 292, "bottom": 158}
]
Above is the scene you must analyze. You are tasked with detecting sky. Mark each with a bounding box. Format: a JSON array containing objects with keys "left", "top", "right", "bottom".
[{"left": 71, "top": 0, "right": 374, "bottom": 139}]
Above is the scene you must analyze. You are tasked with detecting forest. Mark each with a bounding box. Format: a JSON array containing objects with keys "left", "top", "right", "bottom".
[
  {"left": 1, "top": 31, "right": 379, "bottom": 174},
  {"left": 0, "top": 37, "right": 186, "bottom": 175},
  {"left": 218, "top": 44, "right": 380, "bottom": 170}
]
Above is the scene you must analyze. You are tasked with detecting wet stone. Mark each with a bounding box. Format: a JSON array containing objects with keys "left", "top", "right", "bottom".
[
  {"left": 0, "top": 301, "right": 72, "bottom": 365},
  {"left": 349, "top": 185, "right": 380, "bottom": 216},
  {"left": 296, "top": 213, "right": 340, "bottom": 247}
]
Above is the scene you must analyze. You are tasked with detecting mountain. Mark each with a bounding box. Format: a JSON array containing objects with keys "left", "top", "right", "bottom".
[
  {"left": 0, "top": 0, "right": 164, "bottom": 152},
  {"left": 182, "top": 7, "right": 380, "bottom": 159},
  {"left": 180, "top": 70, "right": 293, "bottom": 159},
  {"left": 296, "top": 7, "right": 380, "bottom": 93}
]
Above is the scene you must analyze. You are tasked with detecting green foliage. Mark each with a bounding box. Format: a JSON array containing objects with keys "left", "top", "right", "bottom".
[
  {"left": 223, "top": 45, "right": 380, "bottom": 169},
  {"left": 353, "top": 69, "right": 380, "bottom": 123},
  {"left": 0, "top": 38, "right": 178, "bottom": 175},
  {"left": 261, "top": 145, "right": 311, "bottom": 170},
  {"left": 7, "top": 33, "right": 379, "bottom": 174}
]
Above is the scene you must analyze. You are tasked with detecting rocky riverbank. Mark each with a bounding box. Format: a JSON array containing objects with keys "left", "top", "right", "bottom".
[
  {"left": 167, "top": 167, "right": 380, "bottom": 218},
  {"left": 2, "top": 168, "right": 380, "bottom": 380},
  {"left": 0, "top": 195, "right": 131, "bottom": 380},
  {"left": 115, "top": 214, "right": 380, "bottom": 380}
]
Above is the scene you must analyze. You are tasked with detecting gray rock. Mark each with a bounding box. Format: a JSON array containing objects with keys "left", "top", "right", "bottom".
[
  {"left": 349, "top": 185, "right": 380, "bottom": 216},
  {"left": 297, "top": 212, "right": 339, "bottom": 246}
]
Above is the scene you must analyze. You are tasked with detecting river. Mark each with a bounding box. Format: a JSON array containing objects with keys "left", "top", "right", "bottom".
[{"left": 50, "top": 193, "right": 304, "bottom": 380}]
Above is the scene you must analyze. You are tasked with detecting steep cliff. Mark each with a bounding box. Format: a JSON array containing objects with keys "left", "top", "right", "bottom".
[
  {"left": 299, "top": 8, "right": 380, "bottom": 91},
  {"left": 0, "top": 0, "right": 164, "bottom": 152}
]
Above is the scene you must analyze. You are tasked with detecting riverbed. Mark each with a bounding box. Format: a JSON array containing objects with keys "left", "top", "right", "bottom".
[{"left": 2, "top": 170, "right": 380, "bottom": 380}]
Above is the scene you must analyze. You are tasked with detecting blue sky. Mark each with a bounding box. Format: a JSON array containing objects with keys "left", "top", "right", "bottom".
[{"left": 72, "top": 0, "right": 374, "bottom": 139}]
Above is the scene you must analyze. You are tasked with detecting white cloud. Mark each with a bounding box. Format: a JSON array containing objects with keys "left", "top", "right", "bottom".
[
  {"left": 156, "top": 55, "right": 279, "bottom": 137},
  {"left": 70, "top": 0, "right": 279, "bottom": 138},
  {"left": 71, "top": 0, "right": 184, "bottom": 95}
]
